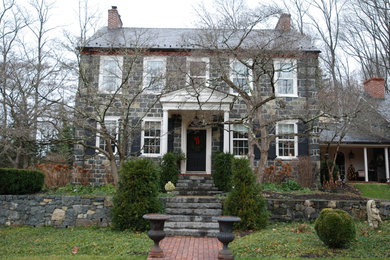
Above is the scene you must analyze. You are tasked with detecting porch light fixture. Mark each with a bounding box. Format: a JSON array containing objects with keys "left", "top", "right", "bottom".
[{"left": 349, "top": 150, "right": 354, "bottom": 160}]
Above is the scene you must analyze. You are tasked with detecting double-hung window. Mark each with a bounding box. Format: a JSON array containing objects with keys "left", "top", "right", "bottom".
[
  {"left": 187, "top": 57, "right": 209, "bottom": 88},
  {"left": 142, "top": 119, "right": 162, "bottom": 156},
  {"left": 143, "top": 57, "right": 166, "bottom": 93},
  {"left": 274, "top": 59, "right": 297, "bottom": 97},
  {"left": 230, "top": 59, "right": 252, "bottom": 94},
  {"left": 99, "top": 56, "right": 123, "bottom": 93},
  {"left": 232, "top": 124, "right": 249, "bottom": 157},
  {"left": 276, "top": 121, "right": 298, "bottom": 159},
  {"left": 96, "top": 117, "right": 120, "bottom": 154}
]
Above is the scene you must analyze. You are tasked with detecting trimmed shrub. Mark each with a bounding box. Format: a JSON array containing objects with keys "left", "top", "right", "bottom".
[
  {"left": 320, "top": 160, "right": 339, "bottom": 186},
  {"left": 212, "top": 152, "right": 234, "bottom": 192},
  {"left": 315, "top": 208, "right": 356, "bottom": 248},
  {"left": 111, "top": 159, "right": 163, "bottom": 231},
  {"left": 160, "top": 152, "right": 179, "bottom": 190},
  {"left": 223, "top": 158, "right": 269, "bottom": 231},
  {"left": 0, "top": 168, "right": 44, "bottom": 194}
]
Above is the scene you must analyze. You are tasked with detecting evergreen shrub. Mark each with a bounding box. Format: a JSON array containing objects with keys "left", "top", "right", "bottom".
[
  {"left": 160, "top": 152, "right": 179, "bottom": 190},
  {"left": 212, "top": 152, "right": 234, "bottom": 192},
  {"left": 111, "top": 159, "right": 163, "bottom": 231},
  {"left": 0, "top": 168, "right": 44, "bottom": 194},
  {"left": 315, "top": 208, "right": 356, "bottom": 248},
  {"left": 223, "top": 158, "right": 269, "bottom": 230}
]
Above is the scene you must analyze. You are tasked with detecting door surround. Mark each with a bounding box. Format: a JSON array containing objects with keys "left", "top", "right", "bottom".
[{"left": 181, "top": 121, "right": 212, "bottom": 174}]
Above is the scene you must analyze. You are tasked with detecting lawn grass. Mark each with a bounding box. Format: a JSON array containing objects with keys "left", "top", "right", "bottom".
[
  {"left": 0, "top": 226, "right": 151, "bottom": 259},
  {"left": 352, "top": 183, "right": 390, "bottom": 200},
  {"left": 1, "top": 221, "right": 389, "bottom": 259},
  {"left": 232, "top": 221, "right": 390, "bottom": 259}
]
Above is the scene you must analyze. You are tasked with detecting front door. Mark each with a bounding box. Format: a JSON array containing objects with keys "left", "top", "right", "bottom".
[{"left": 187, "top": 129, "right": 206, "bottom": 171}]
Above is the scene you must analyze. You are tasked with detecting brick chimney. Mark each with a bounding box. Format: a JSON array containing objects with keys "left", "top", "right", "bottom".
[
  {"left": 275, "top": 13, "right": 291, "bottom": 31},
  {"left": 108, "top": 6, "right": 122, "bottom": 30},
  {"left": 363, "top": 77, "right": 385, "bottom": 99}
]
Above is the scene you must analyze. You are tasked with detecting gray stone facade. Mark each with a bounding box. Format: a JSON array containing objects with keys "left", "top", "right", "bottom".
[{"left": 74, "top": 52, "right": 320, "bottom": 184}]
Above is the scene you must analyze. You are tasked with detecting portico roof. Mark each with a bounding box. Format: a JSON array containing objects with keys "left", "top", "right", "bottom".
[{"left": 160, "top": 87, "right": 234, "bottom": 111}]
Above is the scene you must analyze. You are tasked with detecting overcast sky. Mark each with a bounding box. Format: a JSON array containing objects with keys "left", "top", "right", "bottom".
[{"left": 50, "top": 0, "right": 262, "bottom": 33}]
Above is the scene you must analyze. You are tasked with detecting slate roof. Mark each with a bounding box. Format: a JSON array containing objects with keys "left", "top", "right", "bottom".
[
  {"left": 84, "top": 27, "right": 319, "bottom": 52},
  {"left": 320, "top": 128, "right": 390, "bottom": 145}
]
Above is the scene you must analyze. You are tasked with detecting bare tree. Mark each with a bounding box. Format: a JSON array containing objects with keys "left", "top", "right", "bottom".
[
  {"left": 0, "top": 0, "right": 66, "bottom": 168},
  {"left": 189, "top": 0, "right": 320, "bottom": 183},
  {"left": 342, "top": 0, "right": 390, "bottom": 86}
]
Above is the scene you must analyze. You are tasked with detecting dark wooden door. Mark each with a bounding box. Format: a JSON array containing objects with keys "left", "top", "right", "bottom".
[{"left": 187, "top": 130, "right": 206, "bottom": 171}]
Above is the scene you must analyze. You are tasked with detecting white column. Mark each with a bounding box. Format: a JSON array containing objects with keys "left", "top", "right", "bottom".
[
  {"left": 364, "top": 147, "right": 368, "bottom": 182},
  {"left": 161, "top": 110, "right": 169, "bottom": 155},
  {"left": 223, "top": 111, "right": 230, "bottom": 153},
  {"left": 385, "top": 147, "right": 390, "bottom": 182}
]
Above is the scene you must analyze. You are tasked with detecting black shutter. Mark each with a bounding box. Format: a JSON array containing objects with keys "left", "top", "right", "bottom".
[
  {"left": 298, "top": 122, "right": 309, "bottom": 156},
  {"left": 168, "top": 117, "right": 174, "bottom": 153},
  {"left": 85, "top": 120, "right": 96, "bottom": 155},
  {"left": 130, "top": 119, "right": 141, "bottom": 156},
  {"left": 268, "top": 140, "right": 277, "bottom": 160},
  {"left": 254, "top": 145, "right": 261, "bottom": 160}
]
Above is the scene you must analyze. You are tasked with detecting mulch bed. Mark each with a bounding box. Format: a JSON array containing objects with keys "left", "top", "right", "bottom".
[{"left": 262, "top": 183, "right": 365, "bottom": 201}]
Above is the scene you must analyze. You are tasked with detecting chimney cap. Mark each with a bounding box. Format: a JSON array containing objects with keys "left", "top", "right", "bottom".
[{"left": 112, "top": 6, "right": 117, "bottom": 9}]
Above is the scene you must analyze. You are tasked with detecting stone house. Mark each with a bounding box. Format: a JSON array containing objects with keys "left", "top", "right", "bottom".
[{"left": 74, "top": 6, "right": 320, "bottom": 184}]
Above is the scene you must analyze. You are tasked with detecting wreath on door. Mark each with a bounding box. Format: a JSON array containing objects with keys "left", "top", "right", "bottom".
[{"left": 189, "top": 135, "right": 204, "bottom": 152}]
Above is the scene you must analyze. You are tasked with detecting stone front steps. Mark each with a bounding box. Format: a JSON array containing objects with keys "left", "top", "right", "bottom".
[{"left": 164, "top": 174, "right": 223, "bottom": 237}]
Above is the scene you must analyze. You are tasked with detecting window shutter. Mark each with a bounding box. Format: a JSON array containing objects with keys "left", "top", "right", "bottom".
[
  {"left": 131, "top": 120, "right": 141, "bottom": 156},
  {"left": 168, "top": 117, "right": 174, "bottom": 152},
  {"left": 254, "top": 145, "right": 261, "bottom": 159},
  {"left": 298, "top": 122, "right": 309, "bottom": 156},
  {"left": 268, "top": 140, "right": 277, "bottom": 160},
  {"left": 268, "top": 127, "right": 276, "bottom": 160}
]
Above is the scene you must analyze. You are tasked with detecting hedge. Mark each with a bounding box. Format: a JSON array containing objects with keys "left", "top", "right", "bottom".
[{"left": 0, "top": 168, "right": 45, "bottom": 194}]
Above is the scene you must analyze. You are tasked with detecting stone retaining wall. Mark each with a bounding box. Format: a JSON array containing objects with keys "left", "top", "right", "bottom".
[
  {"left": 0, "top": 195, "right": 113, "bottom": 227},
  {"left": 266, "top": 199, "right": 390, "bottom": 222},
  {"left": 1, "top": 195, "right": 389, "bottom": 227}
]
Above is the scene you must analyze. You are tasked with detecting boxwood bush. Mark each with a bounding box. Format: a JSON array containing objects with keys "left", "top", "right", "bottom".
[
  {"left": 223, "top": 158, "right": 269, "bottom": 231},
  {"left": 212, "top": 152, "right": 234, "bottom": 192},
  {"left": 160, "top": 152, "right": 179, "bottom": 191},
  {"left": 0, "top": 168, "right": 44, "bottom": 194},
  {"left": 315, "top": 208, "right": 356, "bottom": 248},
  {"left": 111, "top": 158, "right": 163, "bottom": 231}
]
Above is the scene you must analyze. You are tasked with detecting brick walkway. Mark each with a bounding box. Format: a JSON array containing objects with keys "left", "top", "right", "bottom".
[{"left": 147, "top": 236, "right": 222, "bottom": 260}]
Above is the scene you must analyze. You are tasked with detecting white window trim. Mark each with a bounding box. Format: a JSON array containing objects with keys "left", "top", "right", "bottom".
[
  {"left": 274, "top": 58, "right": 298, "bottom": 97},
  {"left": 141, "top": 118, "right": 163, "bottom": 157},
  {"left": 230, "top": 124, "right": 249, "bottom": 158},
  {"left": 229, "top": 58, "right": 253, "bottom": 95},
  {"left": 143, "top": 56, "right": 167, "bottom": 94},
  {"left": 186, "top": 57, "right": 210, "bottom": 88},
  {"left": 276, "top": 120, "right": 298, "bottom": 159},
  {"left": 96, "top": 116, "right": 120, "bottom": 155},
  {"left": 98, "top": 55, "right": 123, "bottom": 94}
]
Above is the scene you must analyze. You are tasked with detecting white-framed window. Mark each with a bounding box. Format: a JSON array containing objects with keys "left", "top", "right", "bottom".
[
  {"left": 141, "top": 118, "right": 162, "bottom": 157},
  {"left": 276, "top": 121, "right": 298, "bottom": 159},
  {"left": 187, "top": 57, "right": 209, "bottom": 88},
  {"left": 98, "top": 56, "right": 123, "bottom": 93},
  {"left": 274, "top": 59, "right": 297, "bottom": 97},
  {"left": 231, "top": 124, "right": 249, "bottom": 157},
  {"left": 96, "top": 116, "right": 120, "bottom": 154},
  {"left": 230, "top": 59, "right": 252, "bottom": 94},
  {"left": 143, "top": 56, "right": 166, "bottom": 93}
]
